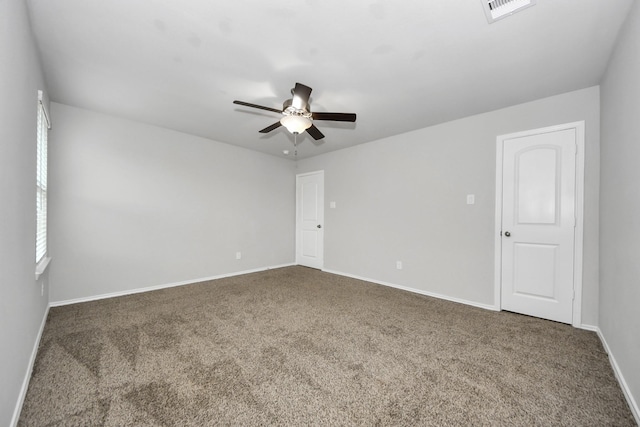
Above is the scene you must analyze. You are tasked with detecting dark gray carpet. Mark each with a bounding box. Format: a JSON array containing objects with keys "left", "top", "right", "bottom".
[{"left": 19, "top": 266, "right": 636, "bottom": 426}]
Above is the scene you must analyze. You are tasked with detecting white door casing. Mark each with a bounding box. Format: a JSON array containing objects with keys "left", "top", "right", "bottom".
[
  {"left": 296, "top": 171, "right": 324, "bottom": 269},
  {"left": 494, "top": 122, "right": 585, "bottom": 326}
]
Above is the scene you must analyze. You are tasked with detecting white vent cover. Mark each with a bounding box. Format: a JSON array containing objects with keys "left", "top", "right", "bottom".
[{"left": 482, "top": 0, "right": 536, "bottom": 23}]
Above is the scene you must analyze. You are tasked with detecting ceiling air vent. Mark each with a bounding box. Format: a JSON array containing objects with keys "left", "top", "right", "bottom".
[{"left": 482, "top": 0, "right": 536, "bottom": 23}]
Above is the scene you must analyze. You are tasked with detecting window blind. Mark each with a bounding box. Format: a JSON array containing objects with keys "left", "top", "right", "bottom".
[{"left": 36, "top": 91, "right": 50, "bottom": 263}]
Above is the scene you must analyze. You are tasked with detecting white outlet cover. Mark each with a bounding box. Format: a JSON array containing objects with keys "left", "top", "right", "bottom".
[
  {"left": 466, "top": 194, "right": 475, "bottom": 205},
  {"left": 330, "top": 201, "right": 336, "bottom": 209}
]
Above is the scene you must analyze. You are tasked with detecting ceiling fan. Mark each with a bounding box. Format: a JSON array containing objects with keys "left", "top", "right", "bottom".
[{"left": 233, "top": 83, "right": 356, "bottom": 140}]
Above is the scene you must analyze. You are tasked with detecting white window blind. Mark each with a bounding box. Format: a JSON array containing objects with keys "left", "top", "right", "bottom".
[{"left": 36, "top": 90, "right": 50, "bottom": 263}]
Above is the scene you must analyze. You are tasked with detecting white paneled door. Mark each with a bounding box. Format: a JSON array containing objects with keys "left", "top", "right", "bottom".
[
  {"left": 296, "top": 171, "right": 324, "bottom": 269},
  {"left": 498, "top": 123, "right": 584, "bottom": 324}
]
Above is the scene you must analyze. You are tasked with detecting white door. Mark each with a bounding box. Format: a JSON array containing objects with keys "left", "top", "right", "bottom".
[
  {"left": 296, "top": 171, "right": 324, "bottom": 269},
  {"left": 499, "top": 124, "right": 582, "bottom": 324}
]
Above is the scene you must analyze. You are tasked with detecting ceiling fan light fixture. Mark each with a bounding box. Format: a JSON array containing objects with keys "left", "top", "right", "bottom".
[
  {"left": 280, "top": 114, "right": 312, "bottom": 134},
  {"left": 234, "top": 82, "right": 355, "bottom": 141}
]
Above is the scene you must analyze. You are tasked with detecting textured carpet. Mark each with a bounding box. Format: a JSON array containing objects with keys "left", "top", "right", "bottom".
[{"left": 19, "top": 266, "right": 636, "bottom": 426}]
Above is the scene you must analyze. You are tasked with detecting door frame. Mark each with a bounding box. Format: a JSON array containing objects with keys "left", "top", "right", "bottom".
[
  {"left": 296, "top": 170, "right": 325, "bottom": 269},
  {"left": 493, "top": 121, "right": 585, "bottom": 327}
]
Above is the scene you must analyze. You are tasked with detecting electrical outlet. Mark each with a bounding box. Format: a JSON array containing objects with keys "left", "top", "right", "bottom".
[
  {"left": 236, "top": 252, "right": 242, "bottom": 260},
  {"left": 396, "top": 261, "right": 403, "bottom": 270}
]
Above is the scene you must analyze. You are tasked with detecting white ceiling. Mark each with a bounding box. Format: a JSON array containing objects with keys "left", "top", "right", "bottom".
[{"left": 26, "top": 0, "right": 633, "bottom": 159}]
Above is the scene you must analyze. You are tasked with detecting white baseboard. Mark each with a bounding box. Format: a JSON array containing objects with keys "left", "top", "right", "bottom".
[
  {"left": 11, "top": 304, "right": 50, "bottom": 427},
  {"left": 595, "top": 327, "right": 640, "bottom": 425},
  {"left": 578, "top": 323, "right": 599, "bottom": 332},
  {"left": 322, "top": 269, "right": 499, "bottom": 312},
  {"left": 49, "top": 263, "right": 295, "bottom": 307}
]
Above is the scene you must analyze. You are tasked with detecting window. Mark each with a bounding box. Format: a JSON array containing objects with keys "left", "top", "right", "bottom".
[{"left": 36, "top": 90, "right": 50, "bottom": 264}]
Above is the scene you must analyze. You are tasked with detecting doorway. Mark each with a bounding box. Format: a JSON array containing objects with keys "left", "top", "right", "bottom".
[
  {"left": 494, "top": 122, "right": 585, "bottom": 325},
  {"left": 296, "top": 170, "right": 324, "bottom": 269}
]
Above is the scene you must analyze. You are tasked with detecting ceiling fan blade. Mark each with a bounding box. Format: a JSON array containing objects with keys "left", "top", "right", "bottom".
[
  {"left": 311, "top": 112, "right": 357, "bottom": 122},
  {"left": 291, "top": 83, "right": 312, "bottom": 110},
  {"left": 306, "top": 124, "right": 325, "bottom": 140},
  {"left": 233, "top": 100, "right": 282, "bottom": 114},
  {"left": 259, "top": 121, "right": 282, "bottom": 133}
]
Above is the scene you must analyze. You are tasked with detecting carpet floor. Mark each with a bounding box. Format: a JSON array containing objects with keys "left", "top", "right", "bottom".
[{"left": 19, "top": 266, "right": 636, "bottom": 426}]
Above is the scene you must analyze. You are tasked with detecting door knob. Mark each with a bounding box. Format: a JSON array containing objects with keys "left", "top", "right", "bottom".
[
  {"left": 317, "top": 224, "right": 322, "bottom": 229},
  {"left": 504, "top": 231, "right": 511, "bottom": 237}
]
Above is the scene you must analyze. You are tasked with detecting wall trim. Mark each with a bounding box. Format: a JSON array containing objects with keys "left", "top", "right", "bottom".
[
  {"left": 322, "top": 268, "right": 498, "bottom": 312},
  {"left": 49, "top": 264, "right": 295, "bottom": 307},
  {"left": 578, "top": 323, "right": 599, "bottom": 332},
  {"left": 595, "top": 327, "right": 640, "bottom": 425},
  {"left": 11, "top": 305, "right": 50, "bottom": 427}
]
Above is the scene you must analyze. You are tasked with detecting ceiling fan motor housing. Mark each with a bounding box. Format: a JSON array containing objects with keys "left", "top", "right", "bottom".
[{"left": 282, "top": 99, "right": 312, "bottom": 118}]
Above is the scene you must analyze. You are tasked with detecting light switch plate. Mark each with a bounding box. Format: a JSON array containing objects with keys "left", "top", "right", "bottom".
[{"left": 466, "top": 194, "right": 475, "bottom": 205}]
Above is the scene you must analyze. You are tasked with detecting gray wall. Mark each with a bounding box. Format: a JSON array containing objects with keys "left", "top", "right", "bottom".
[
  {"left": 297, "top": 86, "right": 601, "bottom": 325},
  {"left": 0, "top": 0, "right": 50, "bottom": 425},
  {"left": 48, "top": 103, "right": 296, "bottom": 303},
  {"left": 600, "top": 0, "right": 640, "bottom": 416}
]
